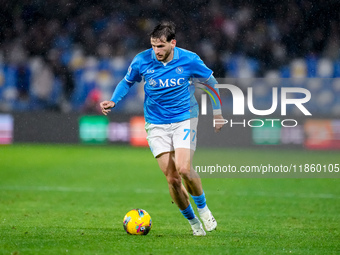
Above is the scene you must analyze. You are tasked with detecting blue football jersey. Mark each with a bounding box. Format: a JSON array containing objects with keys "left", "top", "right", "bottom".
[{"left": 112, "top": 47, "right": 218, "bottom": 124}]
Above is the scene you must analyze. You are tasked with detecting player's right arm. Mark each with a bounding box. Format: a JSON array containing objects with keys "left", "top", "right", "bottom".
[
  {"left": 99, "top": 54, "right": 142, "bottom": 115},
  {"left": 100, "top": 100, "right": 115, "bottom": 115},
  {"left": 99, "top": 78, "right": 133, "bottom": 115}
]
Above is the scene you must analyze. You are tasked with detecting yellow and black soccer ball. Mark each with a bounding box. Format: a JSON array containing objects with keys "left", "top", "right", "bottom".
[{"left": 123, "top": 209, "right": 152, "bottom": 235}]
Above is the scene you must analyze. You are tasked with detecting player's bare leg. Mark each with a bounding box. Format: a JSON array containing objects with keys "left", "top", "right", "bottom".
[
  {"left": 156, "top": 151, "right": 206, "bottom": 236},
  {"left": 174, "top": 148, "right": 202, "bottom": 196},
  {"left": 156, "top": 151, "right": 190, "bottom": 210},
  {"left": 175, "top": 148, "right": 217, "bottom": 232}
]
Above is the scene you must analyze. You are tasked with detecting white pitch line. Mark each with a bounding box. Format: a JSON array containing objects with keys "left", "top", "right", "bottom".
[
  {"left": 231, "top": 191, "right": 340, "bottom": 199},
  {"left": 0, "top": 186, "right": 339, "bottom": 199}
]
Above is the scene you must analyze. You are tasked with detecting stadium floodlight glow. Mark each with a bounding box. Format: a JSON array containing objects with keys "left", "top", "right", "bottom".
[{"left": 200, "top": 84, "right": 312, "bottom": 116}]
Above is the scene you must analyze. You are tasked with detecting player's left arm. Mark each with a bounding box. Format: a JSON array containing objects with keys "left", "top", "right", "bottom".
[
  {"left": 204, "top": 75, "right": 224, "bottom": 133},
  {"left": 191, "top": 53, "right": 225, "bottom": 132}
]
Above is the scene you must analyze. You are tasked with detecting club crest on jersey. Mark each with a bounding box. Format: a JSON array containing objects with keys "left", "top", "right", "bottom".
[{"left": 176, "top": 66, "right": 184, "bottom": 74}]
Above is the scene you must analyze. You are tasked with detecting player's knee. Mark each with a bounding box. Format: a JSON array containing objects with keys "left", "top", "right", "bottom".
[
  {"left": 177, "top": 165, "right": 191, "bottom": 180},
  {"left": 166, "top": 175, "right": 182, "bottom": 187}
]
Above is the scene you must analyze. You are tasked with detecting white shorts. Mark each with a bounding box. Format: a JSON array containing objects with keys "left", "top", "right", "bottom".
[{"left": 145, "top": 118, "right": 198, "bottom": 158}]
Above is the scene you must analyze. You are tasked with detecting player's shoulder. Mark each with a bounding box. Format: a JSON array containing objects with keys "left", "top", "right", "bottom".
[
  {"left": 134, "top": 49, "right": 153, "bottom": 62},
  {"left": 176, "top": 47, "right": 200, "bottom": 60}
]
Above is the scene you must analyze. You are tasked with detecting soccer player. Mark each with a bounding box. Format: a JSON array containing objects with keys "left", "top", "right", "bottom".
[{"left": 100, "top": 21, "right": 224, "bottom": 236}]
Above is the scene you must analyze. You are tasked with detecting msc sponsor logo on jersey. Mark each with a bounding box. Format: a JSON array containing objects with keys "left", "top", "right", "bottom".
[
  {"left": 159, "top": 78, "right": 185, "bottom": 87},
  {"left": 148, "top": 78, "right": 185, "bottom": 87}
]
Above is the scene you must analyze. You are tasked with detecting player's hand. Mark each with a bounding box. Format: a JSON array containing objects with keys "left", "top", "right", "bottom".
[
  {"left": 213, "top": 114, "right": 225, "bottom": 133},
  {"left": 100, "top": 100, "right": 116, "bottom": 115}
]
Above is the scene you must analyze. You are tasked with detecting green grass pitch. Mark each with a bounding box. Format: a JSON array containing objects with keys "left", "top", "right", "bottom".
[{"left": 0, "top": 145, "right": 339, "bottom": 255}]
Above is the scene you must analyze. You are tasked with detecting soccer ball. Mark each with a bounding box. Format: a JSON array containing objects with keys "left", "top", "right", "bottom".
[{"left": 123, "top": 209, "right": 152, "bottom": 235}]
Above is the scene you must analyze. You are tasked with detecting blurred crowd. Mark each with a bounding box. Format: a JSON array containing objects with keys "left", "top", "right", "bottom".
[{"left": 0, "top": 0, "right": 340, "bottom": 112}]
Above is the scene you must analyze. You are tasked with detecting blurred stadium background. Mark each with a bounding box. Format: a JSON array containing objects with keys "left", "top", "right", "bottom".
[
  {"left": 0, "top": 0, "right": 339, "bottom": 148},
  {"left": 1, "top": 2, "right": 339, "bottom": 254}
]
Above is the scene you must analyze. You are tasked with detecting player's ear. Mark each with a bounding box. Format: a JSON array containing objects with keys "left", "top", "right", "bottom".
[{"left": 171, "top": 39, "right": 176, "bottom": 48}]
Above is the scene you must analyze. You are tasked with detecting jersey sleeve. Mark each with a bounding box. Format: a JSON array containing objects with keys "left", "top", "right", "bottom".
[
  {"left": 191, "top": 54, "right": 222, "bottom": 115},
  {"left": 204, "top": 75, "right": 222, "bottom": 115},
  {"left": 110, "top": 78, "right": 134, "bottom": 104},
  {"left": 124, "top": 55, "right": 142, "bottom": 83},
  {"left": 110, "top": 54, "right": 142, "bottom": 104},
  {"left": 190, "top": 54, "right": 213, "bottom": 80}
]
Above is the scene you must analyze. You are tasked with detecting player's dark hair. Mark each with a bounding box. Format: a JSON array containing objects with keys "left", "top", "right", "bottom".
[{"left": 150, "top": 21, "right": 176, "bottom": 42}]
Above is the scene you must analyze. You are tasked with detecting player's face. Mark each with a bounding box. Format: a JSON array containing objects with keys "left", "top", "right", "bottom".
[{"left": 150, "top": 36, "right": 176, "bottom": 62}]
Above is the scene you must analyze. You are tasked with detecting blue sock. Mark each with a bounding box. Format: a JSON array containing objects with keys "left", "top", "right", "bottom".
[
  {"left": 191, "top": 191, "right": 206, "bottom": 209},
  {"left": 180, "top": 204, "right": 195, "bottom": 220}
]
